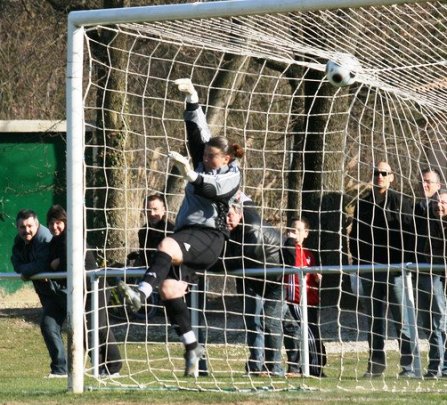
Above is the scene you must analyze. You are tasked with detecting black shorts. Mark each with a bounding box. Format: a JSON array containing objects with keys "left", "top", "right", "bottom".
[{"left": 167, "top": 226, "right": 225, "bottom": 283}]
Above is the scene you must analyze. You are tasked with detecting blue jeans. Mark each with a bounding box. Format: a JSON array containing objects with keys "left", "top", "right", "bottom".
[
  {"left": 417, "top": 274, "right": 447, "bottom": 374},
  {"left": 263, "top": 285, "right": 285, "bottom": 374},
  {"left": 361, "top": 273, "right": 413, "bottom": 373},
  {"left": 39, "top": 292, "right": 67, "bottom": 375},
  {"left": 238, "top": 282, "right": 265, "bottom": 372},
  {"left": 237, "top": 280, "right": 284, "bottom": 375}
]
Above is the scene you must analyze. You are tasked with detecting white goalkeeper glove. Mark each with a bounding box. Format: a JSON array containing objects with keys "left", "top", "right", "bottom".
[
  {"left": 168, "top": 151, "right": 198, "bottom": 182},
  {"left": 174, "top": 78, "right": 199, "bottom": 103}
]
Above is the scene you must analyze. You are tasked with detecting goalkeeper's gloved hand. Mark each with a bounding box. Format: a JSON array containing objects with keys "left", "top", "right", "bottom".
[
  {"left": 168, "top": 151, "right": 198, "bottom": 182},
  {"left": 174, "top": 78, "right": 199, "bottom": 103}
]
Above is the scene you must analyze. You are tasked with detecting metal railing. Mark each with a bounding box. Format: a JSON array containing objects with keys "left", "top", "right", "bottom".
[{"left": 1, "top": 262, "right": 444, "bottom": 378}]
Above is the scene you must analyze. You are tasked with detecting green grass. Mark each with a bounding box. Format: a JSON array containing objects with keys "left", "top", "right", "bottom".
[{"left": 2, "top": 309, "right": 447, "bottom": 404}]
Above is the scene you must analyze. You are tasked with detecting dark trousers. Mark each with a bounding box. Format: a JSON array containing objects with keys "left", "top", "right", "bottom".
[
  {"left": 39, "top": 292, "right": 67, "bottom": 375},
  {"left": 236, "top": 279, "right": 284, "bottom": 374},
  {"left": 361, "top": 273, "right": 413, "bottom": 373},
  {"left": 86, "top": 277, "right": 122, "bottom": 374},
  {"left": 283, "top": 303, "right": 326, "bottom": 376}
]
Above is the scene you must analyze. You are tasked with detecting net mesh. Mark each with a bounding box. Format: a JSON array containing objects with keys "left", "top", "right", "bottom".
[{"left": 77, "top": 1, "right": 447, "bottom": 392}]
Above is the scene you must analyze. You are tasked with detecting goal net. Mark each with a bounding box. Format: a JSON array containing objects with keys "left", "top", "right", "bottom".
[{"left": 66, "top": 0, "right": 447, "bottom": 393}]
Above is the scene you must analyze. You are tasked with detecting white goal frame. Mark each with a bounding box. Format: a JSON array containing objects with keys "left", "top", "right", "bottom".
[{"left": 66, "top": 0, "right": 426, "bottom": 393}]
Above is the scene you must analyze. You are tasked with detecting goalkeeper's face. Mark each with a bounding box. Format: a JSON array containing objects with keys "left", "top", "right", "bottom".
[{"left": 203, "top": 145, "right": 230, "bottom": 172}]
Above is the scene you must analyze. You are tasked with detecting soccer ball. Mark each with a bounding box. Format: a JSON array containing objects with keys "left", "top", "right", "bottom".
[{"left": 326, "top": 56, "right": 359, "bottom": 87}]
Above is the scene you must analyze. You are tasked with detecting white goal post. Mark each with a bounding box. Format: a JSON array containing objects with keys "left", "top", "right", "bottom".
[{"left": 67, "top": 0, "right": 445, "bottom": 394}]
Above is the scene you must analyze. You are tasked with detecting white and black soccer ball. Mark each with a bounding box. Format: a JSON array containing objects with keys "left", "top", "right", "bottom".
[{"left": 326, "top": 56, "right": 359, "bottom": 88}]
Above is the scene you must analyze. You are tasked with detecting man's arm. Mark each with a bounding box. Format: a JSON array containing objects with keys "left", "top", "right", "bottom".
[
  {"left": 12, "top": 244, "right": 50, "bottom": 278},
  {"left": 10, "top": 236, "right": 24, "bottom": 273}
]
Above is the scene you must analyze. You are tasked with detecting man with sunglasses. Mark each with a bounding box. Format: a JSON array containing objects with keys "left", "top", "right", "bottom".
[{"left": 350, "top": 161, "right": 415, "bottom": 378}]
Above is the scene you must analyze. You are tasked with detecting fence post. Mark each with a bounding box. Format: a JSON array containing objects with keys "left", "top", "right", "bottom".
[
  {"left": 402, "top": 266, "right": 421, "bottom": 378},
  {"left": 89, "top": 273, "right": 100, "bottom": 378},
  {"left": 299, "top": 268, "right": 310, "bottom": 376}
]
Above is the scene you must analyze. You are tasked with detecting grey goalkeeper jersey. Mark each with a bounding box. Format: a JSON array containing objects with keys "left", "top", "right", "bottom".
[{"left": 175, "top": 104, "right": 241, "bottom": 237}]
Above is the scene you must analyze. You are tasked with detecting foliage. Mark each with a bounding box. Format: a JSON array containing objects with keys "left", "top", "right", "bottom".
[{"left": 0, "top": 1, "right": 200, "bottom": 120}]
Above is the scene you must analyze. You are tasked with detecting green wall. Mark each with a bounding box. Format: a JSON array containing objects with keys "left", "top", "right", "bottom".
[{"left": 0, "top": 133, "right": 66, "bottom": 293}]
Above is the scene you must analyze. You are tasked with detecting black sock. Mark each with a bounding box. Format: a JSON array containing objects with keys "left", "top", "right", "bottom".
[
  {"left": 143, "top": 251, "right": 172, "bottom": 288},
  {"left": 164, "top": 297, "right": 192, "bottom": 337},
  {"left": 185, "top": 341, "right": 198, "bottom": 352}
]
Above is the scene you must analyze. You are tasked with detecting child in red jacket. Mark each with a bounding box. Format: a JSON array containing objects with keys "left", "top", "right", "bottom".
[{"left": 283, "top": 217, "right": 326, "bottom": 377}]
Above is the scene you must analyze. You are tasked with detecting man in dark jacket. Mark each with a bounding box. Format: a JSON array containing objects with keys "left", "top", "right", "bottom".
[
  {"left": 10, "top": 209, "right": 66, "bottom": 378},
  {"left": 413, "top": 169, "right": 445, "bottom": 378},
  {"left": 349, "top": 161, "right": 415, "bottom": 378},
  {"left": 220, "top": 197, "right": 285, "bottom": 376},
  {"left": 138, "top": 193, "right": 175, "bottom": 267},
  {"left": 421, "top": 188, "right": 447, "bottom": 378}
]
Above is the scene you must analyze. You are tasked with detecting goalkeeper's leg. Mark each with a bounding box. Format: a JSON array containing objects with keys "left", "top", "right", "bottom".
[
  {"left": 119, "top": 237, "right": 182, "bottom": 312},
  {"left": 162, "top": 279, "right": 204, "bottom": 378},
  {"left": 118, "top": 250, "right": 172, "bottom": 312}
]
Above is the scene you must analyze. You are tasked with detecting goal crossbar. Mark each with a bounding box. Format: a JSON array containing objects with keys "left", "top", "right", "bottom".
[{"left": 67, "top": 0, "right": 426, "bottom": 27}]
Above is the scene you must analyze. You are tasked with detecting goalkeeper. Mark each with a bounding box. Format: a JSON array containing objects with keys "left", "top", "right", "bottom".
[{"left": 119, "top": 78, "right": 244, "bottom": 377}]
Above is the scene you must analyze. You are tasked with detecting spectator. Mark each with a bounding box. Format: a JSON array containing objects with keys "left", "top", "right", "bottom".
[
  {"left": 123, "top": 193, "right": 175, "bottom": 317},
  {"left": 349, "top": 161, "right": 415, "bottom": 378},
  {"left": 414, "top": 168, "right": 442, "bottom": 263},
  {"left": 137, "top": 193, "right": 175, "bottom": 267},
  {"left": 420, "top": 187, "right": 447, "bottom": 378},
  {"left": 10, "top": 209, "right": 66, "bottom": 378},
  {"left": 47, "top": 204, "right": 122, "bottom": 377},
  {"left": 119, "top": 78, "right": 243, "bottom": 377},
  {"left": 220, "top": 196, "right": 285, "bottom": 376},
  {"left": 282, "top": 217, "right": 326, "bottom": 377}
]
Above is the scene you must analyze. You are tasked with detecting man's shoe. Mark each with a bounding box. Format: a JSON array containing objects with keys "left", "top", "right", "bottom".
[
  {"left": 98, "top": 367, "right": 121, "bottom": 378},
  {"left": 243, "top": 369, "right": 263, "bottom": 377},
  {"left": 242, "top": 371, "right": 261, "bottom": 377},
  {"left": 286, "top": 367, "right": 302, "bottom": 378},
  {"left": 118, "top": 281, "right": 143, "bottom": 312},
  {"left": 363, "top": 364, "right": 385, "bottom": 379},
  {"left": 99, "top": 371, "right": 121, "bottom": 379},
  {"left": 46, "top": 373, "right": 67, "bottom": 379},
  {"left": 311, "top": 372, "right": 327, "bottom": 378},
  {"left": 259, "top": 370, "right": 285, "bottom": 378},
  {"left": 423, "top": 371, "right": 439, "bottom": 379},
  {"left": 286, "top": 371, "right": 302, "bottom": 378},
  {"left": 398, "top": 370, "right": 416, "bottom": 379},
  {"left": 184, "top": 345, "right": 204, "bottom": 377},
  {"left": 363, "top": 371, "right": 384, "bottom": 379}
]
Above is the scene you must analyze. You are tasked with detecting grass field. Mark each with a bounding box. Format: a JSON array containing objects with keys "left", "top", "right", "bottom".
[{"left": 2, "top": 290, "right": 447, "bottom": 404}]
